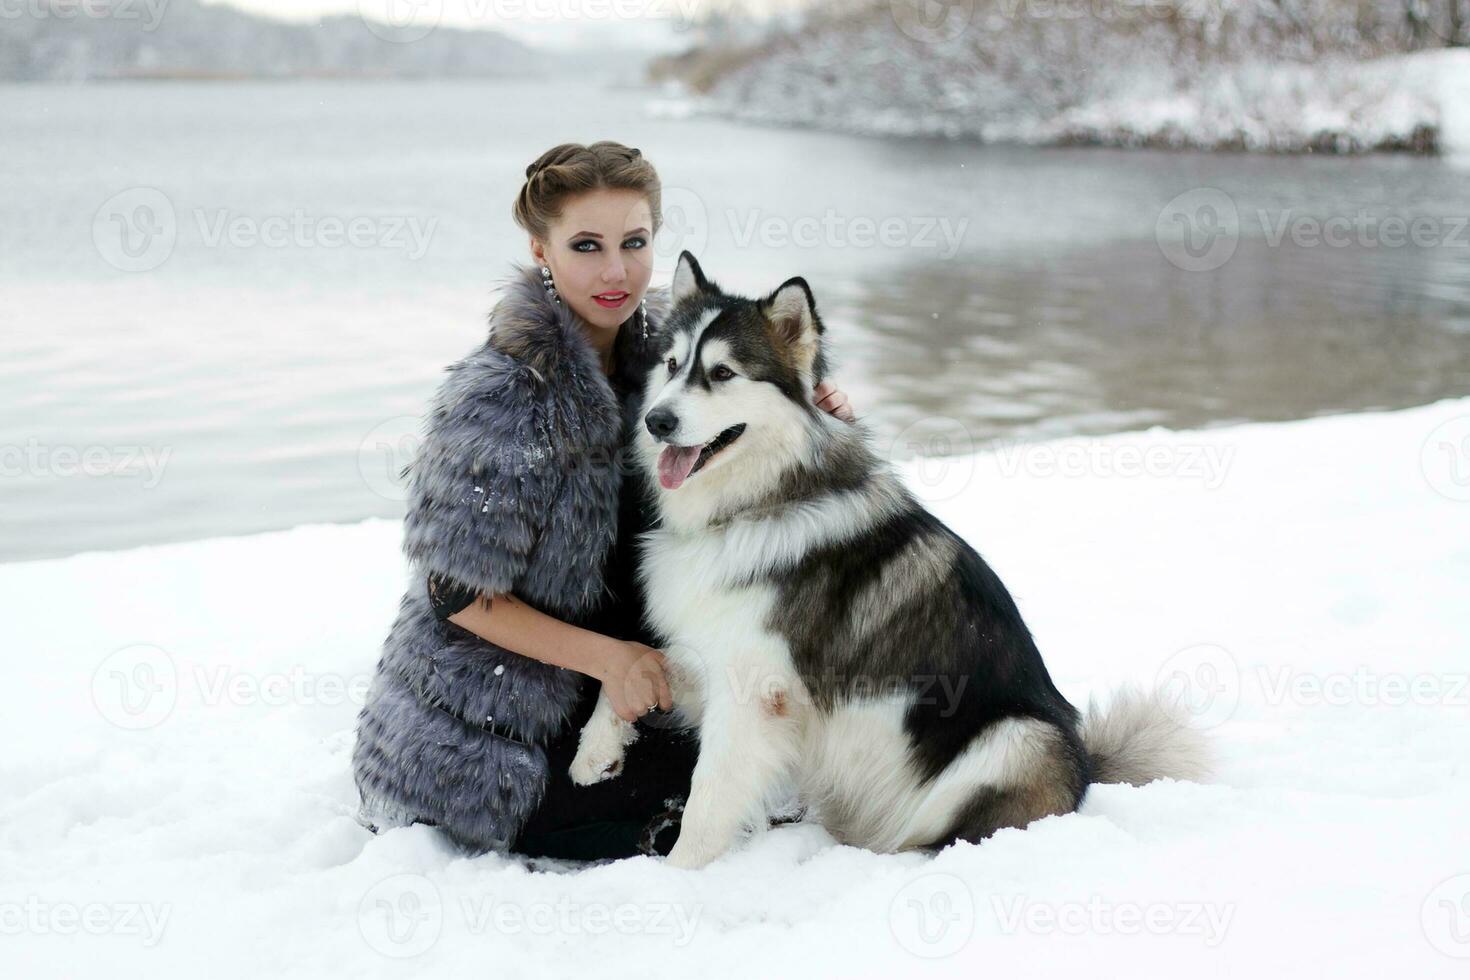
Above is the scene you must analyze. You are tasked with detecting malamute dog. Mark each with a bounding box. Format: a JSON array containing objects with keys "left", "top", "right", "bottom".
[{"left": 571, "top": 251, "right": 1209, "bottom": 869}]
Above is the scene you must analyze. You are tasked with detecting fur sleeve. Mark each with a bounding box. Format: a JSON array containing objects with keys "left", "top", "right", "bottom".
[{"left": 400, "top": 346, "right": 565, "bottom": 600}]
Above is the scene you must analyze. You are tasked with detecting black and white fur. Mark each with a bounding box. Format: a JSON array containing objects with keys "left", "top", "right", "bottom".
[{"left": 571, "top": 252, "right": 1210, "bottom": 869}]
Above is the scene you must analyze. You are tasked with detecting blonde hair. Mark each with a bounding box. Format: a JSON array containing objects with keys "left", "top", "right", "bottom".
[{"left": 512, "top": 141, "right": 662, "bottom": 242}]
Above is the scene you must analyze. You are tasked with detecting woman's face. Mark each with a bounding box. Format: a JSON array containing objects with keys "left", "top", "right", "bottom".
[{"left": 531, "top": 187, "right": 655, "bottom": 333}]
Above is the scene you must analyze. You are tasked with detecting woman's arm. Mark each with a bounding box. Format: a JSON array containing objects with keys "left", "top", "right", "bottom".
[{"left": 447, "top": 591, "right": 672, "bottom": 723}]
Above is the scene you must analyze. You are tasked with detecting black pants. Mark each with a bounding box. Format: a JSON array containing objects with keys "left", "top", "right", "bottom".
[{"left": 511, "top": 677, "right": 700, "bottom": 861}]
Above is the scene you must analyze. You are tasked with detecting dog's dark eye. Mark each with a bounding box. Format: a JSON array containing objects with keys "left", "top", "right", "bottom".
[
  {"left": 710, "top": 364, "right": 735, "bottom": 382},
  {"left": 666, "top": 356, "right": 678, "bottom": 374}
]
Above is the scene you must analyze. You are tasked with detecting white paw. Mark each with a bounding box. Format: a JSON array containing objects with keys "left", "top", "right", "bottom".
[
  {"left": 568, "top": 721, "right": 638, "bottom": 786},
  {"left": 569, "top": 744, "right": 625, "bottom": 785}
]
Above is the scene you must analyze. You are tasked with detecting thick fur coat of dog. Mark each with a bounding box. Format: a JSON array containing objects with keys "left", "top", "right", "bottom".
[{"left": 570, "top": 252, "right": 1210, "bottom": 869}]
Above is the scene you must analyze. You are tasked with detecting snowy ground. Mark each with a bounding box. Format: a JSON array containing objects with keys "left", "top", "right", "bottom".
[{"left": 3, "top": 398, "right": 1469, "bottom": 977}]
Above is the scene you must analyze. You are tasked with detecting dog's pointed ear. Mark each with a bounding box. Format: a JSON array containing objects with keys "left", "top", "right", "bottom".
[
  {"left": 671, "top": 251, "right": 710, "bottom": 306},
  {"left": 762, "top": 276, "right": 823, "bottom": 376}
]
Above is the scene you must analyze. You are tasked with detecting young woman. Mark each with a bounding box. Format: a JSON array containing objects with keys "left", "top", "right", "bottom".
[{"left": 351, "top": 141, "right": 855, "bottom": 862}]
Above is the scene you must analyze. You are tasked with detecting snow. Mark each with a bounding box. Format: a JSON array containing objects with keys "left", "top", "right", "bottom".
[
  {"left": 683, "top": 0, "right": 1470, "bottom": 155},
  {"left": 1016, "top": 51, "right": 1470, "bottom": 155},
  {"left": 3, "top": 398, "right": 1469, "bottom": 977}
]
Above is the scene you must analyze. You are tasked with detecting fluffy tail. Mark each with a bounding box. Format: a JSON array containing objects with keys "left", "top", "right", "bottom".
[{"left": 1081, "top": 686, "right": 1213, "bottom": 786}]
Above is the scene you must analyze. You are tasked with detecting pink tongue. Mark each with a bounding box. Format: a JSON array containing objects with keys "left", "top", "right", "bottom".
[{"left": 657, "top": 444, "right": 704, "bottom": 490}]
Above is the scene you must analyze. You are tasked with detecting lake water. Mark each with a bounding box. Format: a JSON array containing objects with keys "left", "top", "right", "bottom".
[{"left": 3, "top": 79, "right": 1469, "bottom": 562}]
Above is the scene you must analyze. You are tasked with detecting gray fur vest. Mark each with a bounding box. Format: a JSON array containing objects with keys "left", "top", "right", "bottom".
[{"left": 352, "top": 264, "right": 670, "bottom": 853}]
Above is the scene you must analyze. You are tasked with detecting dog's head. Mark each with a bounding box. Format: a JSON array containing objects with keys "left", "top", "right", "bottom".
[{"left": 635, "top": 251, "right": 831, "bottom": 520}]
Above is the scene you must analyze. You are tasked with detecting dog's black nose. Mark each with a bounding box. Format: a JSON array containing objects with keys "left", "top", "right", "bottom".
[{"left": 645, "top": 407, "right": 679, "bottom": 439}]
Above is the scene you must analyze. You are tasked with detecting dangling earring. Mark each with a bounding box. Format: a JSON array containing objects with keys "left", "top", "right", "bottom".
[
  {"left": 540, "top": 264, "right": 560, "bottom": 306},
  {"left": 639, "top": 297, "right": 648, "bottom": 341}
]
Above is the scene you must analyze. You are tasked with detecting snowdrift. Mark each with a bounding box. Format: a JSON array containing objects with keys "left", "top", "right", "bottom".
[{"left": 3, "top": 399, "right": 1468, "bottom": 977}]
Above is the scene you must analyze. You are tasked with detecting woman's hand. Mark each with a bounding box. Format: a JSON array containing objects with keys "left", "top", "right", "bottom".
[
  {"left": 814, "top": 380, "right": 856, "bottom": 422},
  {"left": 597, "top": 639, "right": 675, "bottom": 723}
]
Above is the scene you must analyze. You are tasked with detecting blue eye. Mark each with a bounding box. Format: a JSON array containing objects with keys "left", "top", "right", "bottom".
[
  {"left": 572, "top": 240, "right": 599, "bottom": 252},
  {"left": 623, "top": 236, "right": 646, "bottom": 249}
]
